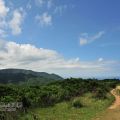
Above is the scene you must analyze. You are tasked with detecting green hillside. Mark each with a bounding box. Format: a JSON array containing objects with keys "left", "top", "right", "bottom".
[{"left": 0, "top": 69, "right": 63, "bottom": 84}]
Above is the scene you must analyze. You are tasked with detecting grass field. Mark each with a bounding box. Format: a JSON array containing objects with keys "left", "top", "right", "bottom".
[{"left": 20, "top": 93, "right": 114, "bottom": 120}]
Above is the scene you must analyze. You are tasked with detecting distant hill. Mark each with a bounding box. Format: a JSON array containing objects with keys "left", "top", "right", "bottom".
[{"left": 0, "top": 69, "right": 63, "bottom": 84}]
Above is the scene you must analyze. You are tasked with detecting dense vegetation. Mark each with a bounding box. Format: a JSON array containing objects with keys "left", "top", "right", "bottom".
[{"left": 0, "top": 78, "right": 119, "bottom": 119}]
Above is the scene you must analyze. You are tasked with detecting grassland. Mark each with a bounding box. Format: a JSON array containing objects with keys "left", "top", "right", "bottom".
[{"left": 20, "top": 93, "right": 114, "bottom": 120}]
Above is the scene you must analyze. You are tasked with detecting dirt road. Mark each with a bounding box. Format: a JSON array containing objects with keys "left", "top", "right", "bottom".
[
  {"left": 109, "top": 88, "right": 120, "bottom": 109},
  {"left": 95, "top": 86, "right": 120, "bottom": 120}
]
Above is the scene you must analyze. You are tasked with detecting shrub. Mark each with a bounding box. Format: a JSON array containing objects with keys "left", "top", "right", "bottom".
[
  {"left": 72, "top": 99, "right": 83, "bottom": 108},
  {"left": 93, "top": 88, "right": 107, "bottom": 99}
]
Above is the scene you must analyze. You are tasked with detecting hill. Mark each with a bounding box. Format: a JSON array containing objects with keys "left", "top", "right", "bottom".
[{"left": 0, "top": 68, "right": 63, "bottom": 84}]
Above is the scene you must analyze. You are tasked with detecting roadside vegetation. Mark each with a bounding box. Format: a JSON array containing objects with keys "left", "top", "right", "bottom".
[
  {"left": 20, "top": 93, "right": 114, "bottom": 120},
  {"left": 0, "top": 78, "right": 119, "bottom": 120}
]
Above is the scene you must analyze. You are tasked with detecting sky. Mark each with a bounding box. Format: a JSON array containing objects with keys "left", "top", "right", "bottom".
[{"left": 0, "top": 0, "right": 120, "bottom": 78}]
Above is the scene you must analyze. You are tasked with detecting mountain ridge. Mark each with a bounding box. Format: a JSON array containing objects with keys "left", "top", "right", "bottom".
[{"left": 0, "top": 68, "right": 63, "bottom": 84}]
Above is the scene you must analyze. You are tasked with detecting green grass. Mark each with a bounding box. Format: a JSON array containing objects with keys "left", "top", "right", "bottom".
[{"left": 20, "top": 93, "right": 114, "bottom": 120}]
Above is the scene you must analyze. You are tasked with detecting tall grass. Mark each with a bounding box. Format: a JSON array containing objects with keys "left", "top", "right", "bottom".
[{"left": 20, "top": 93, "right": 114, "bottom": 120}]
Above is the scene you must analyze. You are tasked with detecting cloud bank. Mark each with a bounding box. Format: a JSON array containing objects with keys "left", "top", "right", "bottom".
[{"left": 0, "top": 39, "right": 119, "bottom": 78}]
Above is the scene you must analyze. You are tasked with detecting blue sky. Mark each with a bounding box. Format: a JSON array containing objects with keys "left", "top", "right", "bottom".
[{"left": 0, "top": 0, "right": 120, "bottom": 78}]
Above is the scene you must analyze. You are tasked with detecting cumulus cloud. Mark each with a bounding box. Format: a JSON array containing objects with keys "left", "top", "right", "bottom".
[
  {"left": 0, "top": 0, "right": 25, "bottom": 37},
  {"left": 9, "top": 8, "right": 25, "bottom": 35},
  {"left": 0, "top": 0, "right": 9, "bottom": 17},
  {"left": 0, "top": 39, "right": 119, "bottom": 78},
  {"left": 80, "top": 31, "right": 105, "bottom": 46},
  {"left": 36, "top": 12, "right": 52, "bottom": 26}
]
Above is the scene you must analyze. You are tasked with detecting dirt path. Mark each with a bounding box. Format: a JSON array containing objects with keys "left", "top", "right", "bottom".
[
  {"left": 109, "top": 88, "right": 120, "bottom": 109},
  {"left": 95, "top": 86, "right": 120, "bottom": 120}
]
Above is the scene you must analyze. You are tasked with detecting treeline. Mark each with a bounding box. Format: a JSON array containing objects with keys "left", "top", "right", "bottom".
[{"left": 0, "top": 78, "right": 119, "bottom": 108}]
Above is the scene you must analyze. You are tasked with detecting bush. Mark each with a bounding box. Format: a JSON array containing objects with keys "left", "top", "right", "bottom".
[
  {"left": 93, "top": 88, "right": 107, "bottom": 99},
  {"left": 72, "top": 99, "right": 83, "bottom": 108}
]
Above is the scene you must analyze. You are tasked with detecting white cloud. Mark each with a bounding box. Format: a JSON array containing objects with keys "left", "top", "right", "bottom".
[
  {"left": 92, "top": 31, "right": 105, "bottom": 40},
  {"left": 35, "top": 0, "right": 53, "bottom": 8},
  {"left": 36, "top": 12, "right": 52, "bottom": 26},
  {"left": 0, "top": 39, "right": 119, "bottom": 78},
  {"left": 0, "top": 0, "right": 9, "bottom": 17},
  {"left": 80, "top": 38, "right": 88, "bottom": 46},
  {"left": 0, "top": 0, "right": 9, "bottom": 37},
  {"left": 0, "top": 1, "right": 25, "bottom": 37},
  {"left": 54, "top": 5, "right": 67, "bottom": 15},
  {"left": 98, "top": 58, "right": 104, "bottom": 62},
  {"left": 9, "top": 8, "right": 25, "bottom": 35},
  {"left": 80, "top": 31, "right": 105, "bottom": 46}
]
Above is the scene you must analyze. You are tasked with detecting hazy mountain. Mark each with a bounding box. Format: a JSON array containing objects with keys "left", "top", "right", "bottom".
[{"left": 0, "top": 69, "right": 63, "bottom": 84}]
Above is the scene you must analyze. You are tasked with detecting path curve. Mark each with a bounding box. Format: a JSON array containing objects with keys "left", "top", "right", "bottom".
[
  {"left": 95, "top": 86, "right": 120, "bottom": 120},
  {"left": 109, "top": 88, "right": 120, "bottom": 109}
]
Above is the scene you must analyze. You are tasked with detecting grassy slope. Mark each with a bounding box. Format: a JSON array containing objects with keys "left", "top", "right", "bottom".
[{"left": 20, "top": 93, "right": 114, "bottom": 120}]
